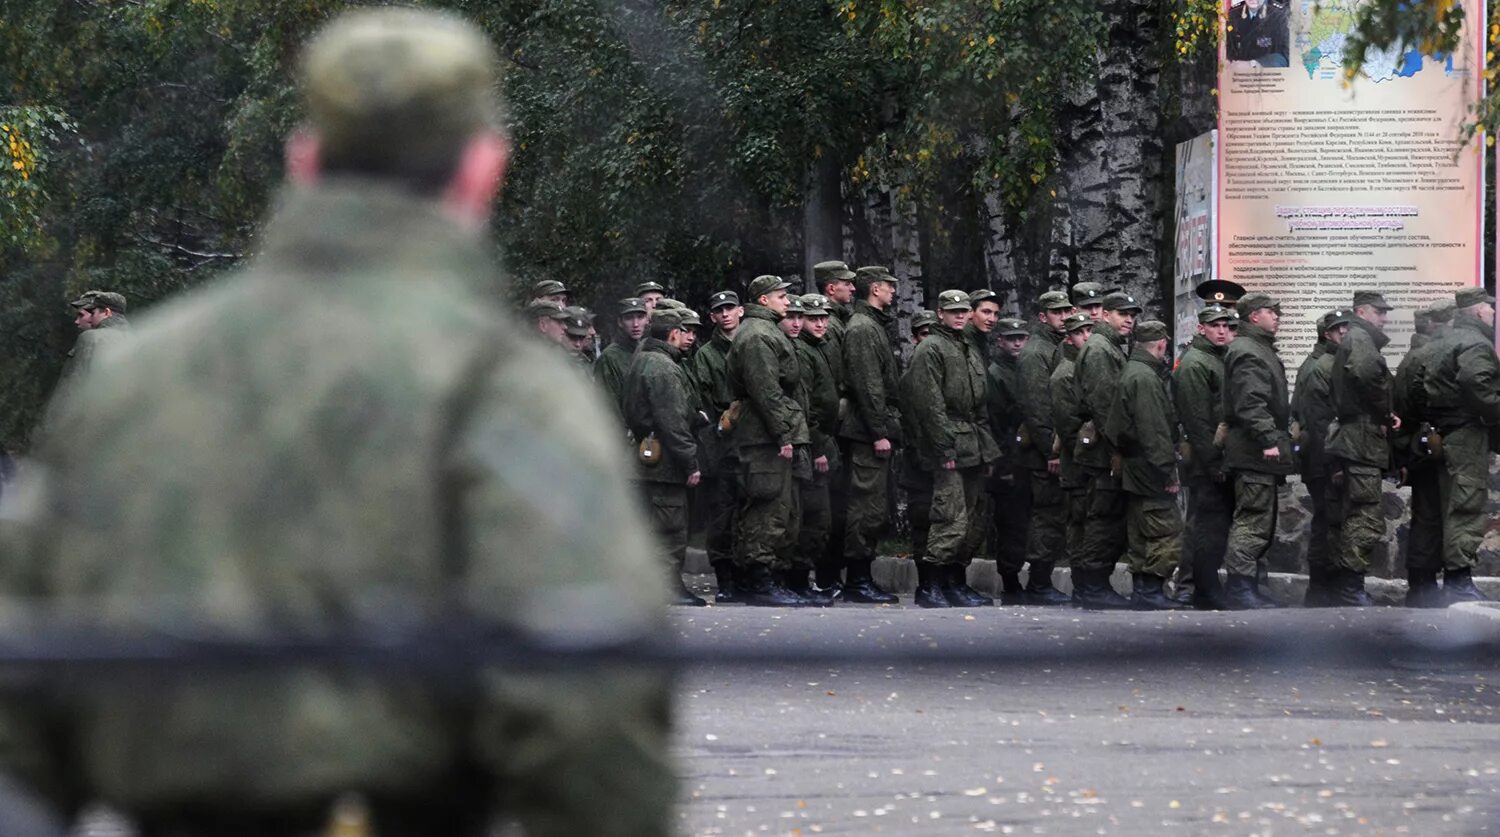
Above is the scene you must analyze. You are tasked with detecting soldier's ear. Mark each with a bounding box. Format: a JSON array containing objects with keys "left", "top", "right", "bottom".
[
  {"left": 285, "top": 130, "right": 321, "bottom": 186},
  {"left": 444, "top": 130, "right": 511, "bottom": 229}
]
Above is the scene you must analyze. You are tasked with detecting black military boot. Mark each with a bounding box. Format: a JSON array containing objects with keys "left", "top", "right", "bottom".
[
  {"left": 1444, "top": 568, "right": 1490, "bottom": 604},
  {"left": 737, "top": 564, "right": 812, "bottom": 608},
  {"left": 914, "top": 561, "right": 951, "bottom": 608},
  {"left": 1071, "top": 569, "right": 1131, "bottom": 610},
  {"left": 1131, "top": 574, "right": 1188, "bottom": 611},
  {"left": 782, "top": 568, "right": 836, "bottom": 607},
  {"left": 670, "top": 561, "right": 707, "bottom": 606},
  {"left": 1332, "top": 569, "right": 1375, "bottom": 607},
  {"left": 997, "top": 572, "right": 1026, "bottom": 606},
  {"left": 944, "top": 564, "right": 994, "bottom": 607},
  {"left": 712, "top": 561, "right": 738, "bottom": 604},
  {"left": 1405, "top": 569, "right": 1443, "bottom": 608},
  {"left": 1024, "top": 564, "right": 1072, "bottom": 606},
  {"left": 1303, "top": 567, "right": 1335, "bottom": 608},
  {"left": 1250, "top": 578, "right": 1283, "bottom": 609},
  {"left": 843, "top": 560, "right": 898, "bottom": 604},
  {"left": 1222, "top": 574, "right": 1276, "bottom": 610}
]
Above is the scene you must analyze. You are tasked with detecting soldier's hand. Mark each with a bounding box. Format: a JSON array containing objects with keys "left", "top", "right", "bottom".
[
  {"left": 942, "top": 459, "right": 957, "bottom": 471},
  {"left": 1390, "top": 414, "right": 1403, "bottom": 431},
  {"left": 779, "top": 444, "right": 794, "bottom": 460},
  {"left": 1261, "top": 446, "right": 1280, "bottom": 460},
  {"left": 687, "top": 470, "right": 702, "bottom": 487},
  {"left": 1047, "top": 457, "right": 1060, "bottom": 476},
  {"left": 814, "top": 455, "right": 829, "bottom": 473},
  {"left": 874, "top": 438, "right": 892, "bottom": 456}
]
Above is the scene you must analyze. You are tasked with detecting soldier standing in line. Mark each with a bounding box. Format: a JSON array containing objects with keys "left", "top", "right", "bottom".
[
  {"left": 1326, "top": 291, "right": 1398, "bottom": 607},
  {"left": 985, "top": 316, "right": 1034, "bottom": 604},
  {"left": 812, "top": 260, "right": 856, "bottom": 588},
  {"left": 1071, "top": 291, "right": 1142, "bottom": 609},
  {"left": 1221, "top": 292, "right": 1293, "bottom": 609},
  {"left": 524, "top": 299, "right": 573, "bottom": 349},
  {"left": 772, "top": 296, "right": 830, "bottom": 605},
  {"left": 1050, "top": 313, "right": 1095, "bottom": 575},
  {"left": 593, "top": 297, "right": 649, "bottom": 414},
  {"left": 55, "top": 291, "right": 131, "bottom": 389},
  {"left": 624, "top": 307, "right": 708, "bottom": 606},
  {"left": 905, "top": 290, "right": 999, "bottom": 607},
  {"left": 1015, "top": 290, "right": 1077, "bottom": 605},
  {"left": 1171, "top": 305, "right": 1237, "bottom": 608},
  {"left": 1071, "top": 282, "right": 1107, "bottom": 321},
  {"left": 899, "top": 310, "right": 940, "bottom": 566},
  {"left": 560, "top": 306, "right": 595, "bottom": 362},
  {"left": 813, "top": 260, "right": 858, "bottom": 345},
  {"left": 527, "top": 278, "right": 568, "bottom": 306},
  {"left": 1291, "top": 309, "right": 1352, "bottom": 607},
  {"left": 1392, "top": 300, "right": 1453, "bottom": 607},
  {"left": 635, "top": 281, "right": 667, "bottom": 312},
  {"left": 727, "top": 275, "right": 813, "bottom": 607},
  {"left": 690, "top": 290, "right": 744, "bottom": 602},
  {"left": 1419, "top": 287, "right": 1497, "bottom": 604},
  {"left": 795, "top": 294, "right": 844, "bottom": 604},
  {"left": 1105, "top": 320, "right": 1188, "bottom": 610},
  {"left": 833, "top": 266, "right": 903, "bottom": 603}
]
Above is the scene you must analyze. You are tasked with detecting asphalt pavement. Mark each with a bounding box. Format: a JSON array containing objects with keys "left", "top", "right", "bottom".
[{"left": 670, "top": 602, "right": 1500, "bottom": 836}]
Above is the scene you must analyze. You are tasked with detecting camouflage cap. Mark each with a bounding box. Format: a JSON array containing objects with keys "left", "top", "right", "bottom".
[
  {"left": 708, "top": 290, "right": 740, "bottom": 310},
  {"left": 92, "top": 292, "right": 128, "bottom": 313},
  {"left": 1236, "top": 292, "right": 1280, "bottom": 319},
  {"left": 301, "top": 8, "right": 502, "bottom": 181},
  {"left": 1037, "top": 290, "right": 1073, "bottom": 311},
  {"left": 1455, "top": 287, "right": 1495, "bottom": 308},
  {"left": 784, "top": 296, "right": 805, "bottom": 315},
  {"left": 799, "top": 293, "right": 831, "bottom": 316},
  {"left": 1319, "top": 309, "right": 1353, "bottom": 333},
  {"left": 530, "top": 279, "right": 567, "bottom": 298},
  {"left": 1198, "top": 305, "right": 1235, "bottom": 324},
  {"left": 813, "top": 260, "right": 857, "bottom": 285},
  {"left": 658, "top": 298, "right": 689, "bottom": 310},
  {"left": 968, "top": 288, "right": 998, "bottom": 307},
  {"left": 936, "top": 289, "right": 972, "bottom": 312},
  {"left": 1070, "top": 282, "right": 1107, "bottom": 306},
  {"left": 1421, "top": 298, "right": 1455, "bottom": 323},
  {"left": 1101, "top": 291, "right": 1142, "bottom": 313},
  {"left": 1134, "top": 320, "right": 1170, "bottom": 342},
  {"left": 996, "top": 317, "right": 1030, "bottom": 338},
  {"left": 634, "top": 281, "right": 667, "bottom": 296},
  {"left": 69, "top": 290, "right": 101, "bottom": 309},
  {"left": 746, "top": 274, "right": 792, "bottom": 302},
  {"left": 649, "top": 306, "right": 685, "bottom": 328},
  {"left": 1352, "top": 290, "right": 1393, "bottom": 310},
  {"left": 524, "top": 299, "right": 565, "bottom": 322},
  {"left": 854, "top": 265, "right": 897, "bottom": 295},
  {"left": 617, "top": 297, "right": 648, "bottom": 316},
  {"left": 678, "top": 308, "right": 703, "bottom": 327},
  {"left": 911, "top": 309, "right": 939, "bottom": 331},
  {"left": 564, "top": 304, "right": 593, "bottom": 322},
  {"left": 1063, "top": 312, "right": 1094, "bottom": 333},
  {"left": 560, "top": 309, "right": 591, "bottom": 337}
]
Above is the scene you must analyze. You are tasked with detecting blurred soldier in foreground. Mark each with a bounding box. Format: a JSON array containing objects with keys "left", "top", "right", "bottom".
[
  {"left": 1171, "top": 305, "right": 1235, "bottom": 608},
  {"left": 0, "top": 9, "right": 674, "bottom": 835},
  {"left": 593, "top": 297, "right": 649, "bottom": 414},
  {"left": 690, "top": 290, "right": 744, "bottom": 601},
  {"left": 1292, "top": 309, "right": 1351, "bottom": 607},
  {"left": 1015, "top": 291, "right": 1076, "bottom": 605}
]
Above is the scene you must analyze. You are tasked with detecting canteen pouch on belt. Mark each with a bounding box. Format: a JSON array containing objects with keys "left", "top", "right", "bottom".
[
  {"left": 1212, "top": 421, "right": 1229, "bottom": 450},
  {"left": 1422, "top": 424, "right": 1444, "bottom": 460},
  {"left": 638, "top": 433, "right": 663, "bottom": 467},
  {"left": 1178, "top": 440, "right": 1193, "bottom": 466},
  {"left": 1108, "top": 452, "right": 1123, "bottom": 479},
  {"left": 1078, "top": 420, "right": 1097, "bottom": 449},
  {"left": 1017, "top": 424, "right": 1032, "bottom": 448},
  {"left": 718, "top": 400, "right": 743, "bottom": 435}
]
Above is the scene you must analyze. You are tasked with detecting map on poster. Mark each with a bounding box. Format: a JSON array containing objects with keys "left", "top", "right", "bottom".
[{"left": 1297, "top": 0, "right": 1456, "bottom": 82}]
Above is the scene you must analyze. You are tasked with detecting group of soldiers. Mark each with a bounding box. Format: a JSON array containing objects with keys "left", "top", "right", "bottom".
[{"left": 523, "top": 266, "right": 1498, "bottom": 611}]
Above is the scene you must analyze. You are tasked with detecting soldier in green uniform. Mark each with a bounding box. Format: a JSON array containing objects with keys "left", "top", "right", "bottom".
[
  {"left": 1071, "top": 282, "right": 1107, "bottom": 321},
  {"left": 0, "top": 9, "right": 676, "bottom": 834},
  {"left": 1171, "top": 305, "right": 1236, "bottom": 608},
  {"left": 525, "top": 298, "right": 573, "bottom": 348},
  {"left": 834, "top": 267, "right": 902, "bottom": 603},
  {"left": 690, "top": 289, "right": 744, "bottom": 601},
  {"left": 1071, "top": 291, "right": 1141, "bottom": 609},
  {"left": 1015, "top": 290, "right": 1076, "bottom": 605},
  {"left": 1050, "top": 313, "right": 1095, "bottom": 575},
  {"left": 1393, "top": 300, "right": 1453, "bottom": 607},
  {"left": 985, "top": 315, "right": 1033, "bottom": 604},
  {"left": 1419, "top": 287, "right": 1497, "bottom": 603},
  {"left": 813, "top": 260, "right": 857, "bottom": 346},
  {"left": 560, "top": 306, "right": 595, "bottom": 361},
  {"left": 624, "top": 307, "right": 708, "bottom": 606},
  {"left": 899, "top": 309, "right": 940, "bottom": 564},
  {"left": 811, "top": 262, "right": 855, "bottom": 589},
  {"left": 593, "top": 297, "right": 649, "bottom": 415},
  {"left": 1104, "top": 320, "right": 1188, "bottom": 610},
  {"left": 727, "top": 275, "right": 813, "bottom": 607},
  {"left": 635, "top": 281, "right": 666, "bottom": 312},
  {"left": 528, "top": 278, "right": 569, "bottom": 305},
  {"left": 1326, "top": 291, "right": 1397, "bottom": 606},
  {"left": 905, "top": 290, "right": 999, "bottom": 607},
  {"left": 795, "top": 294, "right": 843, "bottom": 603},
  {"left": 773, "top": 296, "right": 830, "bottom": 605},
  {"left": 1221, "top": 292, "right": 1293, "bottom": 609},
  {"left": 1291, "top": 309, "right": 1352, "bottom": 606},
  {"left": 53, "top": 291, "right": 131, "bottom": 394}
]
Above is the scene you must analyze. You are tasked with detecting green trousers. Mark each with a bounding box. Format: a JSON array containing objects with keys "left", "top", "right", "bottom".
[
  {"left": 843, "top": 442, "right": 891, "bottom": 563},
  {"left": 1303, "top": 476, "right": 1333, "bottom": 578},
  {"left": 1064, "top": 486, "right": 1088, "bottom": 567},
  {"left": 1076, "top": 469, "right": 1127, "bottom": 573},
  {"left": 1405, "top": 463, "right": 1443, "bottom": 573},
  {"left": 1177, "top": 475, "right": 1233, "bottom": 592},
  {"left": 1329, "top": 461, "right": 1384, "bottom": 574},
  {"left": 797, "top": 475, "right": 832, "bottom": 572},
  {"left": 1438, "top": 425, "right": 1491, "bottom": 572},
  {"left": 1126, "top": 493, "right": 1183, "bottom": 578},
  {"left": 639, "top": 481, "right": 688, "bottom": 571},
  {"left": 1226, "top": 471, "right": 1277, "bottom": 578},
  {"left": 1017, "top": 469, "right": 1063, "bottom": 573},
  {"left": 734, "top": 444, "right": 799, "bottom": 570},
  {"left": 927, "top": 466, "right": 984, "bottom": 565}
]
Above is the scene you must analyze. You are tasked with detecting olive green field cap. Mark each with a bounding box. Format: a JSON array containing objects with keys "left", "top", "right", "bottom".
[
  {"left": 911, "top": 309, "right": 939, "bottom": 331},
  {"left": 854, "top": 265, "right": 897, "bottom": 295},
  {"left": 1236, "top": 292, "right": 1280, "bottom": 319},
  {"left": 1070, "top": 282, "right": 1106, "bottom": 306},
  {"left": 1063, "top": 312, "right": 1094, "bottom": 332},
  {"left": 654, "top": 298, "right": 686, "bottom": 311},
  {"left": 649, "top": 307, "right": 684, "bottom": 328},
  {"left": 968, "top": 288, "right": 998, "bottom": 307},
  {"left": 617, "top": 297, "right": 648, "bottom": 316},
  {"left": 814, "top": 260, "right": 856, "bottom": 284},
  {"left": 799, "top": 293, "right": 831, "bottom": 316},
  {"left": 1318, "top": 309, "right": 1353, "bottom": 333},
  {"left": 1198, "top": 305, "right": 1235, "bottom": 324},
  {"left": 1134, "top": 320, "right": 1170, "bottom": 342},
  {"left": 1101, "top": 291, "right": 1142, "bottom": 313},
  {"left": 524, "top": 299, "right": 565, "bottom": 321},
  {"left": 785, "top": 296, "right": 806, "bottom": 315},
  {"left": 1455, "top": 287, "right": 1495, "bottom": 308},
  {"left": 1419, "top": 298, "right": 1455, "bottom": 324},
  {"left": 1037, "top": 290, "right": 1073, "bottom": 311},
  {"left": 708, "top": 290, "right": 740, "bottom": 310},
  {"left": 561, "top": 309, "right": 591, "bottom": 337},
  {"left": 746, "top": 275, "right": 792, "bottom": 301},
  {"left": 75, "top": 291, "right": 127, "bottom": 312},
  {"left": 1352, "top": 290, "right": 1393, "bottom": 310},
  {"left": 634, "top": 281, "right": 666, "bottom": 296},
  {"left": 996, "top": 317, "right": 1030, "bottom": 337},
  {"left": 936, "top": 289, "right": 972, "bottom": 312},
  {"left": 301, "top": 8, "right": 502, "bottom": 178},
  {"left": 679, "top": 308, "right": 702, "bottom": 327},
  {"left": 564, "top": 304, "right": 593, "bottom": 322},
  {"left": 530, "top": 279, "right": 567, "bottom": 298},
  {"left": 69, "top": 290, "right": 102, "bottom": 309}
]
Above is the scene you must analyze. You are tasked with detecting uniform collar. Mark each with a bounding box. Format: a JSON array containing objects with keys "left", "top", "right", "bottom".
[
  {"left": 1349, "top": 315, "right": 1390, "bottom": 350},
  {"left": 743, "top": 302, "right": 781, "bottom": 323}
]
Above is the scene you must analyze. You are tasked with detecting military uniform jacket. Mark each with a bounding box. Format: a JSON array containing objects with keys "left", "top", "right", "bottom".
[
  {"left": 1017, "top": 324, "right": 1064, "bottom": 470},
  {"left": 797, "top": 331, "right": 841, "bottom": 469},
  {"left": 624, "top": 338, "right": 700, "bottom": 483},
  {"left": 1328, "top": 317, "right": 1393, "bottom": 469},
  {"left": 1424, "top": 314, "right": 1500, "bottom": 431},
  {"left": 1075, "top": 320, "right": 1127, "bottom": 470},
  {"left": 1107, "top": 347, "right": 1180, "bottom": 496},
  {"left": 52, "top": 313, "right": 131, "bottom": 395},
  {"left": 592, "top": 334, "right": 638, "bottom": 415},
  {"left": 838, "top": 300, "right": 902, "bottom": 444},
  {"left": 904, "top": 325, "right": 999, "bottom": 471},
  {"left": 1291, "top": 341, "right": 1338, "bottom": 479},
  {"left": 1050, "top": 343, "right": 1087, "bottom": 488},
  {"left": 2, "top": 182, "right": 671, "bottom": 821},
  {"left": 1222, "top": 321, "right": 1295, "bottom": 475},
  {"left": 1172, "top": 335, "right": 1226, "bottom": 479},
  {"left": 728, "top": 304, "right": 809, "bottom": 448},
  {"left": 987, "top": 352, "right": 1024, "bottom": 473}
]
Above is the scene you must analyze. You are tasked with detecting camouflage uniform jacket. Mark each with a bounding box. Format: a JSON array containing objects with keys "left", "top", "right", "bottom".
[
  {"left": 964, "top": 320, "right": 991, "bottom": 366},
  {"left": 1291, "top": 340, "right": 1338, "bottom": 479},
  {"left": 904, "top": 324, "right": 999, "bottom": 471},
  {"left": 727, "top": 304, "right": 809, "bottom": 448},
  {"left": 1172, "top": 335, "right": 1226, "bottom": 479},
  {"left": 986, "top": 352, "right": 1024, "bottom": 473},
  {"left": 624, "top": 338, "right": 700, "bottom": 483},
  {"left": 688, "top": 328, "right": 734, "bottom": 419},
  {"left": 1222, "top": 320, "right": 1295, "bottom": 475},
  {"left": 838, "top": 300, "right": 902, "bottom": 443},
  {"left": 0, "top": 182, "right": 673, "bottom": 830},
  {"left": 1423, "top": 314, "right": 1500, "bottom": 430},
  {"left": 1106, "top": 347, "right": 1179, "bottom": 496},
  {"left": 1392, "top": 333, "right": 1444, "bottom": 463},
  {"left": 592, "top": 333, "right": 638, "bottom": 415},
  {"left": 1074, "top": 319, "right": 1127, "bottom": 471},
  {"left": 1328, "top": 317, "right": 1393, "bottom": 469},
  {"left": 1049, "top": 343, "right": 1087, "bottom": 488},
  {"left": 797, "top": 331, "right": 841, "bottom": 469},
  {"left": 1017, "top": 324, "right": 1064, "bottom": 470}
]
